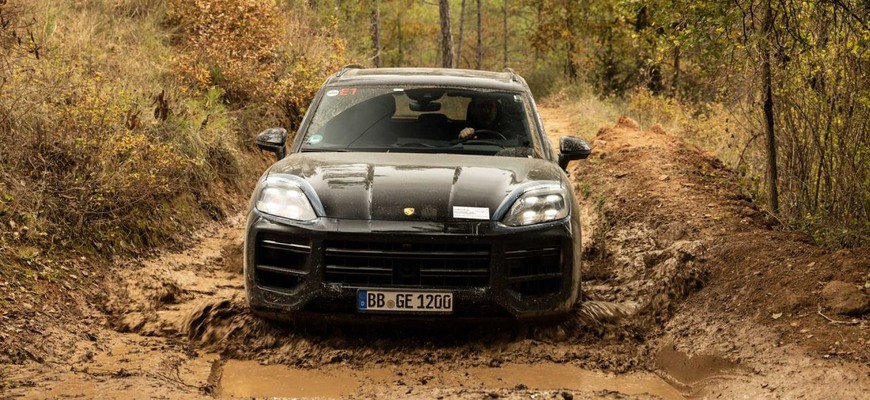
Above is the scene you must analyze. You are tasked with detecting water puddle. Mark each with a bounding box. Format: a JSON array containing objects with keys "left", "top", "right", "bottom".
[
  {"left": 219, "top": 360, "right": 374, "bottom": 398},
  {"left": 655, "top": 343, "right": 741, "bottom": 387},
  {"left": 6, "top": 332, "right": 220, "bottom": 399},
  {"left": 469, "top": 364, "right": 685, "bottom": 400},
  {"left": 219, "top": 360, "right": 685, "bottom": 399}
]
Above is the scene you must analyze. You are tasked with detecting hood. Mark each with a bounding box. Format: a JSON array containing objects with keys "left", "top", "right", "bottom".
[{"left": 268, "top": 152, "right": 565, "bottom": 221}]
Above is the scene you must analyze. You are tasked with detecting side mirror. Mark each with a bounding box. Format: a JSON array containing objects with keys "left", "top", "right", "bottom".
[
  {"left": 256, "top": 128, "right": 287, "bottom": 160},
  {"left": 557, "top": 136, "right": 591, "bottom": 170}
]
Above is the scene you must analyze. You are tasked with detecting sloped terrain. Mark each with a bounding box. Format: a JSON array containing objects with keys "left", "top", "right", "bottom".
[
  {"left": 544, "top": 106, "right": 870, "bottom": 398},
  {"left": 1, "top": 106, "right": 868, "bottom": 399}
]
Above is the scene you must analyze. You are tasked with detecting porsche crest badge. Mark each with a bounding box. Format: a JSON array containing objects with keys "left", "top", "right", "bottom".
[{"left": 403, "top": 207, "right": 415, "bottom": 216}]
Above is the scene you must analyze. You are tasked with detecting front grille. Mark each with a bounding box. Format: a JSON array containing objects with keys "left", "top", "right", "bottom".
[
  {"left": 254, "top": 233, "right": 311, "bottom": 291},
  {"left": 323, "top": 240, "right": 490, "bottom": 288},
  {"left": 505, "top": 242, "right": 562, "bottom": 296}
]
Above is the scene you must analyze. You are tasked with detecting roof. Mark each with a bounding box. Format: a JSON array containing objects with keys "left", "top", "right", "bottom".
[{"left": 327, "top": 67, "right": 528, "bottom": 92}]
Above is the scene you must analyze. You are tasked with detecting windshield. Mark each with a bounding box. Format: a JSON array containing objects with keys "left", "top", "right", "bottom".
[{"left": 300, "top": 86, "right": 537, "bottom": 157}]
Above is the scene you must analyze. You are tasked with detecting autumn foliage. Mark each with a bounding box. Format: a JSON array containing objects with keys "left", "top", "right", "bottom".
[
  {"left": 168, "top": 0, "right": 349, "bottom": 129},
  {"left": 0, "top": 0, "right": 347, "bottom": 268},
  {"left": 168, "top": 0, "right": 283, "bottom": 102}
]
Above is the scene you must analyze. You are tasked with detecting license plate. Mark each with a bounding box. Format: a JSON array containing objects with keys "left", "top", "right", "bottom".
[{"left": 357, "top": 289, "right": 453, "bottom": 314}]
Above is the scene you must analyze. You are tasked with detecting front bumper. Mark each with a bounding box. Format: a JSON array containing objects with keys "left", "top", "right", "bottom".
[{"left": 243, "top": 210, "right": 581, "bottom": 321}]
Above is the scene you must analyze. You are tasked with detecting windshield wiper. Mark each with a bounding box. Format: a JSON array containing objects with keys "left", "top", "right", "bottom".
[
  {"left": 300, "top": 147, "right": 350, "bottom": 152},
  {"left": 391, "top": 142, "right": 439, "bottom": 148}
]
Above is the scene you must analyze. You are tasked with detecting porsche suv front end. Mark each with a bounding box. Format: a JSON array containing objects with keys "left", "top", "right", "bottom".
[{"left": 244, "top": 67, "right": 590, "bottom": 321}]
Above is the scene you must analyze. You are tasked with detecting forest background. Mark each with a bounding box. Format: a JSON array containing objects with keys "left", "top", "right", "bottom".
[{"left": 0, "top": 0, "right": 867, "bottom": 288}]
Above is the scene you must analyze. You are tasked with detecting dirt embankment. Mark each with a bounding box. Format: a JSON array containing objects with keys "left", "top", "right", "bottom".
[
  {"left": 1, "top": 105, "right": 868, "bottom": 399},
  {"left": 543, "top": 108, "right": 870, "bottom": 398}
]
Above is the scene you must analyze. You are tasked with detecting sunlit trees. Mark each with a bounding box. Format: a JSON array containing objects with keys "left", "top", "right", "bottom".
[{"left": 306, "top": 0, "right": 867, "bottom": 245}]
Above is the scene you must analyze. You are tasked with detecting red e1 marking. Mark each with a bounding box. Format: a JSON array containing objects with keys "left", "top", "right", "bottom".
[{"left": 339, "top": 88, "right": 357, "bottom": 96}]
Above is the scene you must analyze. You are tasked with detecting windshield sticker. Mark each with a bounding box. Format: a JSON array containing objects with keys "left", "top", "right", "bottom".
[
  {"left": 326, "top": 89, "right": 339, "bottom": 97},
  {"left": 307, "top": 134, "right": 323, "bottom": 144},
  {"left": 453, "top": 206, "right": 489, "bottom": 220},
  {"left": 339, "top": 88, "right": 357, "bottom": 96}
]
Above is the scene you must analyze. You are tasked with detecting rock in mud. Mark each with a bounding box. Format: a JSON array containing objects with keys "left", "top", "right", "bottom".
[{"left": 821, "top": 281, "right": 870, "bottom": 316}]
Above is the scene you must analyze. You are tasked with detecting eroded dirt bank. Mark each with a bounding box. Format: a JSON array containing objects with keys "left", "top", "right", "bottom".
[{"left": 2, "top": 106, "right": 868, "bottom": 399}]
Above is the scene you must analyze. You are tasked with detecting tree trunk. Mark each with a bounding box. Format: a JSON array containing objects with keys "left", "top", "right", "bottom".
[
  {"left": 370, "top": 0, "right": 380, "bottom": 67},
  {"left": 397, "top": 15, "right": 404, "bottom": 66},
  {"left": 458, "top": 0, "right": 466, "bottom": 68},
  {"left": 634, "top": 5, "right": 648, "bottom": 89},
  {"left": 476, "top": 0, "right": 482, "bottom": 69},
  {"left": 534, "top": 1, "right": 542, "bottom": 63},
  {"left": 565, "top": 2, "right": 577, "bottom": 81},
  {"left": 762, "top": 0, "right": 779, "bottom": 215},
  {"left": 439, "top": 0, "right": 454, "bottom": 68},
  {"left": 671, "top": 45, "right": 680, "bottom": 96},
  {"left": 503, "top": 0, "right": 508, "bottom": 68}
]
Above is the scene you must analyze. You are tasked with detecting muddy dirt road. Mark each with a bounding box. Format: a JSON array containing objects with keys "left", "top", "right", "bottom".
[{"left": 2, "top": 106, "right": 869, "bottom": 399}]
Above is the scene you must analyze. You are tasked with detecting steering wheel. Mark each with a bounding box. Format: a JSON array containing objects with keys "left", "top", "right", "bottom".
[{"left": 465, "top": 129, "right": 507, "bottom": 141}]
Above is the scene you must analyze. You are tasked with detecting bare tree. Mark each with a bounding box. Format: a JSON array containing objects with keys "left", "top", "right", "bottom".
[
  {"left": 503, "top": 0, "right": 508, "bottom": 68},
  {"left": 476, "top": 0, "right": 482, "bottom": 69},
  {"left": 439, "top": 0, "right": 454, "bottom": 68},
  {"left": 565, "top": 1, "right": 577, "bottom": 81},
  {"left": 370, "top": 0, "right": 380, "bottom": 67},
  {"left": 396, "top": 15, "right": 404, "bottom": 66},
  {"left": 671, "top": 45, "right": 680, "bottom": 95},
  {"left": 761, "top": 0, "right": 779, "bottom": 214},
  {"left": 458, "top": 0, "right": 467, "bottom": 68}
]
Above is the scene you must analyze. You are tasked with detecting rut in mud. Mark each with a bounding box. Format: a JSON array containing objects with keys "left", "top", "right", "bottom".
[{"left": 2, "top": 106, "right": 868, "bottom": 399}]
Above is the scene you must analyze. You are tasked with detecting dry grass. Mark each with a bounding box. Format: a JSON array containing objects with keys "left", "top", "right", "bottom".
[
  {"left": 0, "top": 0, "right": 343, "bottom": 271},
  {"left": 550, "top": 85, "right": 866, "bottom": 247}
]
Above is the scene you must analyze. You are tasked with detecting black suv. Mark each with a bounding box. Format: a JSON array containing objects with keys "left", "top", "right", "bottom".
[{"left": 246, "top": 67, "right": 590, "bottom": 321}]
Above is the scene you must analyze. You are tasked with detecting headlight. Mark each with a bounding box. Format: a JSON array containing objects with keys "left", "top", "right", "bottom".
[
  {"left": 501, "top": 187, "right": 569, "bottom": 226},
  {"left": 255, "top": 176, "right": 317, "bottom": 221}
]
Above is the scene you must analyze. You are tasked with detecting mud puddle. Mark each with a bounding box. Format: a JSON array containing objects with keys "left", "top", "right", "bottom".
[
  {"left": 219, "top": 360, "right": 381, "bottom": 398},
  {"left": 3, "top": 331, "right": 218, "bottom": 400},
  {"left": 654, "top": 343, "right": 743, "bottom": 388},
  {"left": 218, "top": 360, "right": 685, "bottom": 399}
]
